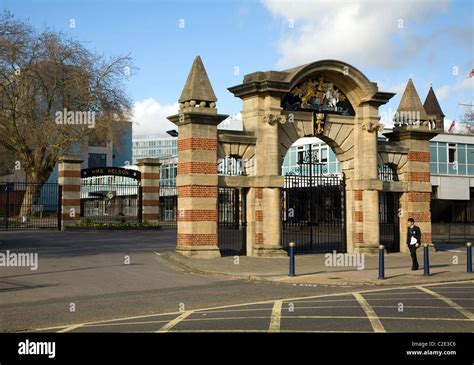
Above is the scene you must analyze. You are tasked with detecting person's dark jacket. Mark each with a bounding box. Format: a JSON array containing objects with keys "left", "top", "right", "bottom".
[{"left": 407, "top": 225, "right": 422, "bottom": 246}]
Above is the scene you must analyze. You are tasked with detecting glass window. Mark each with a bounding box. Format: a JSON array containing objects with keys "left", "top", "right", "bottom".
[
  {"left": 429, "top": 144, "right": 437, "bottom": 162},
  {"left": 321, "top": 148, "right": 328, "bottom": 163},
  {"left": 438, "top": 163, "right": 447, "bottom": 174},
  {"left": 430, "top": 162, "right": 438, "bottom": 174},
  {"left": 438, "top": 144, "right": 447, "bottom": 163},
  {"left": 448, "top": 143, "right": 457, "bottom": 163}
]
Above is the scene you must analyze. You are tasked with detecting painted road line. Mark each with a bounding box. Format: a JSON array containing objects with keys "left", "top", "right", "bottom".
[
  {"left": 417, "top": 286, "right": 474, "bottom": 320},
  {"left": 353, "top": 293, "right": 386, "bottom": 333},
  {"left": 57, "top": 324, "right": 85, "bottom": 333},
  {"left": 283, "top": 315, "right": 471, "bottom": 322},
  {"left": 156, "top": 311, "right": 194, "bottom": 332},
  {"left": 268, "top": 300, "right": 283, "bottom": 332},
  {"left": 33, "top": 280, "right": 474, "bottom": 332}
]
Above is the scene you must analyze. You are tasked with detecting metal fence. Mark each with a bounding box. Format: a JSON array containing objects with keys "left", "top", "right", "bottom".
[
  {"left": 379, "top": 192, "right": 400, "bottom": 252},
  {"left": 218, "top": 187, "right": 247, "bottom": 256},
  {"left": 159, "top": 186, "right": 177, "bottom": 229},
  {"left": 281, "top": 165, "right": 346, "bottom": 254},
  {"left": 80, "top": 181, "right": 142, "bottom": 224},
  {"left": 0, "top": 182, "right": 60, "bottom": 230}
]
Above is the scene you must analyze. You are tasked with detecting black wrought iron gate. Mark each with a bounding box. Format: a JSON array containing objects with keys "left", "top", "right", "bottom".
[
  {"left": 218, "top": 187, "right": 247, "bottom": 256},
  {"left": 379, "top": 192, "right": 400, "bottom": 252},
  {"left": 281, "top": 157, "right": 346, "bottom": 254},
  {"left": 80, "top": 168, "right": 142, "bottom": 224}
]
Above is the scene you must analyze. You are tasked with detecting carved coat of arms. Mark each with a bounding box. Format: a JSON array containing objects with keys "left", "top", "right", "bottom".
[{"left": 290, "top": 75, "right": 346, "bottom": 111}]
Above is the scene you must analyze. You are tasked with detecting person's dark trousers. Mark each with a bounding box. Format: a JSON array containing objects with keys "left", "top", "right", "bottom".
[{"left": 408, "top": 245, "right": 419, "bottom": 270}]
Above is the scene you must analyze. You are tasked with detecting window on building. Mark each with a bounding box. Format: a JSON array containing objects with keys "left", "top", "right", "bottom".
[
  {"left": 88, "top": 153, "right": 107, "bottom": 168},
  {"left": 448, "top": 143, "right": 457, "bottom": 163},
  {"left": 378, "top": 164, "right": 398, "bottom": 181},
  {"left": 320, "top": 148, "right": 328, "bottom": 163}
]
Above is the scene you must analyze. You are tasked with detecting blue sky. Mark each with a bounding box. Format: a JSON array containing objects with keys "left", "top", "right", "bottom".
[{"left": 3, "top": 0, "right": 473, "bottom": 136}]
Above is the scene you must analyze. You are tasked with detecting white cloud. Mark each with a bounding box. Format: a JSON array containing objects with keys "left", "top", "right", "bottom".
[
  {"left": 131, "top": 98, "right": 179, "bottom": 137},
  {"left": 262, "top": 0, "right": 449, "bottom": 69},
  {"left": 435, "top": 77, "right": 474, "bottom": 101}
]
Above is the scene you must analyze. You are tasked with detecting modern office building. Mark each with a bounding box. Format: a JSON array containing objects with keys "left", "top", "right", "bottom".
[{"left": 132, "top": 137, "right": 178, "bottom": 164}]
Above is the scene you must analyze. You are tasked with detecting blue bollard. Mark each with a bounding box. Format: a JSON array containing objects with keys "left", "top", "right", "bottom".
[
  {"left": 423, "top": 243, "right": 430, "bottom": 276},
  {"left": 378, "top": 245, "right": 385, "bottom": 280},
  {"left": 467, "top": 242, "right": 472, "bottom": 273},
  {"left": 289, "top": 242, "right": 296, "bottom": 277}
]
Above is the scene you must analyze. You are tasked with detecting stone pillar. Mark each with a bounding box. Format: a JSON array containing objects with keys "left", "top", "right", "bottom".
[
  {"left": 250, "top": 96, "right": 287, "bottom": 257},
  {"left": 137, "top": 158, "right": 161, "bottom": 225},
  {"left": 351, "top": 103, "right": 384, "bottom": 254},
  {"left": 58, "top": 155, "right": 82, "bottom": 230}
]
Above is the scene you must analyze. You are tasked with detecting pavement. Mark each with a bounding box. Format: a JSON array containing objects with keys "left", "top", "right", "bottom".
[{"left": 161, "top": 243, "right": 474, "bottom": 286}]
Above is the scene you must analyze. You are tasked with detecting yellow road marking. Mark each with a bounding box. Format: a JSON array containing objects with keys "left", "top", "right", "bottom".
[
  {"left": 32, "top": 279, "right": 474, "bottom": 332},
  {"left": 57, "top": 324, "right": 84, "bottom": 333},
  {"left": 269, "top": 300, "right": 283, "bottom": 332},
  {"left": 156, "top": 311, "right": 194, "bottom": 332},
  {"left": 353, "top": 293, "right": 386, "bottom": 333},
  {"left": 417, "top": 286, "right": 474, "bottom": 320},
  {"left": 284, "top": 315, "right": 471, "bottom": 322}
]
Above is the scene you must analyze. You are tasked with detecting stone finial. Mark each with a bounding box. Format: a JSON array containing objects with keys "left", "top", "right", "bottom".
[
  {"left": 393, "top": 79, "right": 429, "bottom": 127},
  {"left": 178, "top": 56, "right": 217, "bottom": 107}
]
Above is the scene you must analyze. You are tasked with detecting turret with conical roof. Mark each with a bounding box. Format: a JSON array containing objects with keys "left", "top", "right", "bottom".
[
  {"left": 178, "top": 56, "right": 217, "bottom": 113},
  {"left": 423, "top": 85, "right": 444, "bottom": 130},
  {"left": 393, "top": 79, "right": 429, "bottom": 127}
]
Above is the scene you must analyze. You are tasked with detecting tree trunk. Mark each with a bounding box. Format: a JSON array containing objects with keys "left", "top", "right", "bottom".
[{"left": 18, "top": 180, "right": 44, "bottom": 219}]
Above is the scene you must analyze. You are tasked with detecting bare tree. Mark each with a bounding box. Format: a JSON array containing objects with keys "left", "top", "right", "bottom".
[{"left": 0, "top": 12, "right": 134, "bottom": 216}]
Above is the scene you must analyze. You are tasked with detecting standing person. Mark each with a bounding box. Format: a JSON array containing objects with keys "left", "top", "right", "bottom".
[{"left": 407, "top": 218, "right": 421, "bottom": 270}]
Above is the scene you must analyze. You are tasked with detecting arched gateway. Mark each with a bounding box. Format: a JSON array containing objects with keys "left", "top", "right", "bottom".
[{"left": 168, "top": 57, "right": 438, "bottom": 258}]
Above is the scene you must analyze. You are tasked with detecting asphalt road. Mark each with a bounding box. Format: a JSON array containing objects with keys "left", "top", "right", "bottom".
[{"left": 0, "top": 231, "right": 472, "bottom": 333}]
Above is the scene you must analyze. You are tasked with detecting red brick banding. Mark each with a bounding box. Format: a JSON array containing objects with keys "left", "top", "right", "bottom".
[
  {"left": 407, "top": 151, "right": 430, "bottom": 162},
  {"left": 406, "top": 192, "right": 431, "bottom": 202},
  {"left": 254, "top": 188, "right": 263, "bottom": 199},
  {"left": 178, "top": 138, "right": 217, "bottom": 151},
  {"left": 255, "top": 233, "right": 263, "bottom": 245},
  {"left": 142, "top": 200, "right": 160, "bottom": 206},
  {"left": 142, "top": 186, "right": 160, "bottom": 193},
  {"left": 178, "top": 233, "right": 217, "bottom": 246},
  {"left": 354, "top": 232, "right": 364, "bottom": 243},
  {"left": 354, "top": 211, "right": 363, "bottom": 222},
  {"left": 178, "top": 186, "right": 217, "bottom": 197},
  {"left": 61, "top": 199, "right": 80, "bottom": 206},
  {"left": 58, "top": 171, "right": 81, "bottom": 178},
  {"left": 178, "top": 210, "right": 217, "bottom": 221},
  {"left": 61, "top": 185, "right": 80, "bottom": 192},
  {"left": 407, "top": 212, "right": 431, "bottom": 222},
  {"left": 141, "top": 172, "right": 160, "bottom": 179},
  {"left": 143, "top": 213, "right": 159, "bottom": 220},
  {"left": 354, "top": 190, "right": 363, "bottom": 201},
  {"left": 255, "top": 210, "right": 263, "bottom": 222},
  {"left": 179, "top": 162, "right": 217, "bottom": 174},
  {"left": 422, "top": 232, "right": 432, "bottom": 243},
  {"left": 406, "top": 172, "right": 430, "bottom": 182}
]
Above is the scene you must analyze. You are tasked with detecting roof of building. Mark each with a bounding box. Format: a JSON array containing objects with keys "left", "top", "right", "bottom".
[
  {"left": 178, "top": 56, "right": 217, "bottom": 103},
  {"left": 423, "top": 86, "right": 445, "bottom": 118},
  {"left": 396, "top": 79, "right": 429, "bottom": 121}
]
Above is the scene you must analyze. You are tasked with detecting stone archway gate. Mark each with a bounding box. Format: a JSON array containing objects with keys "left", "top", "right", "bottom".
[{"left": 169, "top": 57, "right": 438, "bottom": 258}]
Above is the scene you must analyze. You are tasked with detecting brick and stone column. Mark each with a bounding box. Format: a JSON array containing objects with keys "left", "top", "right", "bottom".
[
  {"left": 397, "top": 138, "right": 434, "bottom": 253},
  {"left": 58, "top": 155, "right": 82, "bottom": 230},
  {"left": 168, "top": 56, "right": 228, "bottom": 258},
  {"left": 137, "top": 158, "right": 161, "bottom": 225}
]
